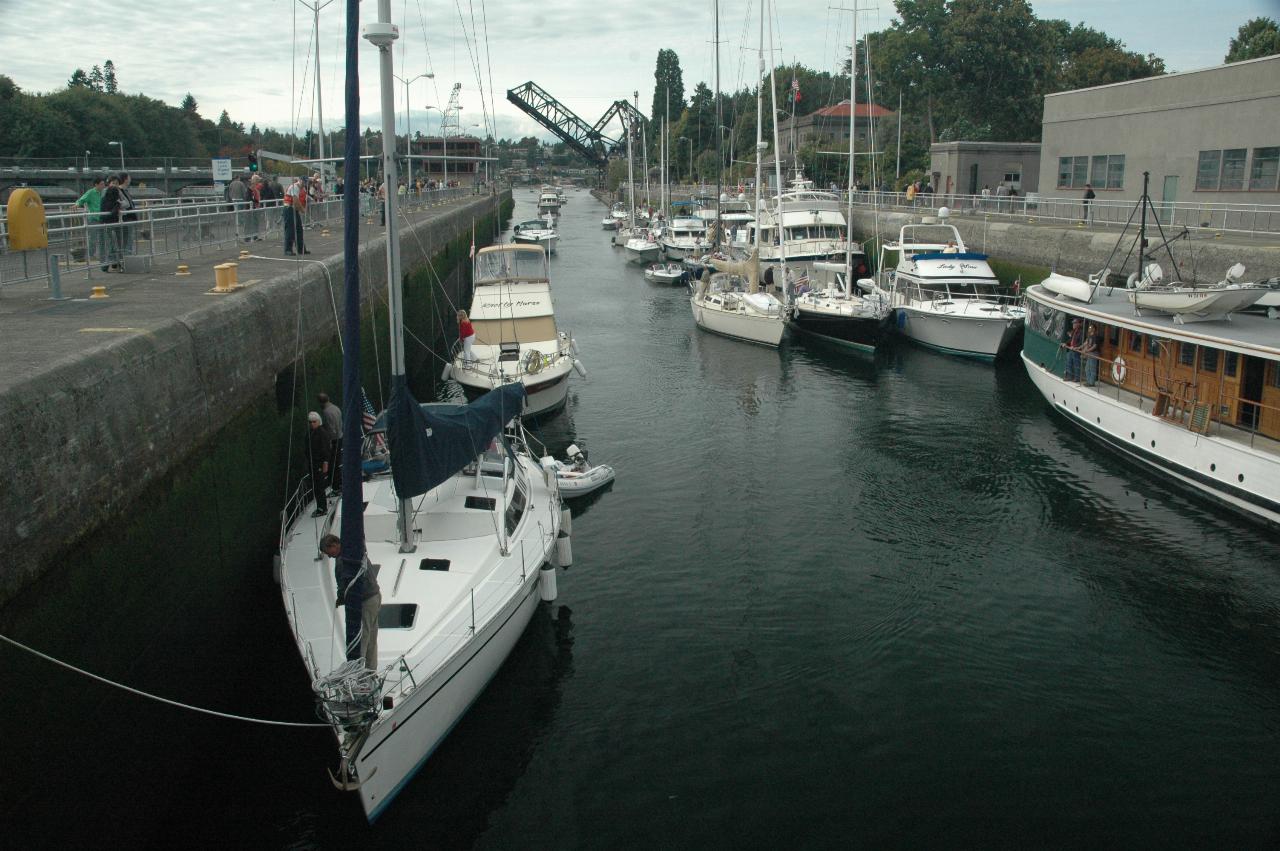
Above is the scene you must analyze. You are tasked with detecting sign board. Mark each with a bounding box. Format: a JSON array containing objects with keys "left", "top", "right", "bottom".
[{"left": 211, "top": 158, "right": 233, "bottom": 182}]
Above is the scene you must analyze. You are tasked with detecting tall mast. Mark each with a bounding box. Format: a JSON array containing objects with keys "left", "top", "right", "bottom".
[
  {"left": 641, "top": 120, "right": 651, "bottom": 213},
  {"left": 315, "top": 1, "right": 325, "bottom": 176},
  {"left": 753, "top": 0, "right": 764, "bottom": 259},
  {"left": 713, "top": 0, "right": 722, "bottom": 250},
  {"left": 368, "top": 0, "right": 414, "bottom": 552},
  {"left": 767, "top": 0, "right": 787, "bottom": 289},
  {"left": 626, "top": 92, "right": 637, "bottom": 227},
  {"left": 845, "top": 3, "right": 859, "bottom": 296}
]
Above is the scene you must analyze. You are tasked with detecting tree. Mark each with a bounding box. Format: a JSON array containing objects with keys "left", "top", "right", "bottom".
[
  {"left": 0, "top": 75, "right": 20, "bottom": 102},
  {"left": 69, "top": 69, "right": 90, "bottom": 89},
  {"left": 1225, "top": 17, "right": 1280, "bottom": 62},
  {"left": 87, "top": 65, "right": 104, "bottom": 92},
  {"left": 651, "top": 48, "right": 686, "bottom": 127},
  {"left": 103, "top": 60, "right": 118, "bottom": 94}
]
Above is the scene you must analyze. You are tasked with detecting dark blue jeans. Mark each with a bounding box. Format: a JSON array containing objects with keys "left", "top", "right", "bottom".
[{"left": 284, "top": 207, "right": 306, "bottom": 253}]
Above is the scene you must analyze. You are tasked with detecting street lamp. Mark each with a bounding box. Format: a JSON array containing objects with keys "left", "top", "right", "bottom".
[
  {"left": 678, "top": 136, "right": 692, "bottom": 184},
  {"left": 107, "top": 140, "right": 124, "bottom": 173},
  {"left": 393, "top": 71, "right": 433, "bottom": 186}
]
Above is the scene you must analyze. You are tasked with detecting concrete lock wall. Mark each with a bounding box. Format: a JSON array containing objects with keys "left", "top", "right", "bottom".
[
  {"left": 0, "top": 191, "right": 513, "bottom": 607},
  {"left": 849, "top": 208, "right": 1280, "bottom": 284}
]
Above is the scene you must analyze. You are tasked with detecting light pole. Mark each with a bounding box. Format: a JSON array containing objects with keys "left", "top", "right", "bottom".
[
  {"left": 108, "top": 141, "right": 125, "bottom": 173},
  {"left": 393, "top": 71, "right": 433, "bottom": 187},
  {"left": 678, "top": 136, "right": 692, "bottom": 185}
]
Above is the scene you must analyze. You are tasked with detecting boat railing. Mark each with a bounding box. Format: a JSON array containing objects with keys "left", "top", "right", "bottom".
[
  {"left": 279, "top": 473, "right": 314, "bottom": 551},
  {"left": 1052, "top": 347, "right": 1280, "bottom": 453},
  {"left": 894, "top": 280, "right": 1024, "bottom": 312}
]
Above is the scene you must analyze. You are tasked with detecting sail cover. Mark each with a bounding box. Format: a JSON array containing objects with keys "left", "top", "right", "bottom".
[{"left": 385, "top": 377, "right": 527, "bottom": 499}]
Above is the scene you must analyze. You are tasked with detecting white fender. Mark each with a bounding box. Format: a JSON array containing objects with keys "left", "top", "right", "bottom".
[
  {"left": 554, "top": 530, "right": 573, "bottom": 567},
  {"left": 572, "top": 359, "right": 587, "bottom": 378},
  {"left": 441, "top": 363, "right": 453, "bottom": 381},
  {"left": 539, "top": 562, "right": 558, "bottom": 602},
  {"left": 560, "top": 506, "right": 572, "bottom": 537}
]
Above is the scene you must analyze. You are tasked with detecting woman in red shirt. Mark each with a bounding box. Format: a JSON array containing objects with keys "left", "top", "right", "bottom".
[{"left": 458, "top": 310, "right": 476, "bottom": 363}]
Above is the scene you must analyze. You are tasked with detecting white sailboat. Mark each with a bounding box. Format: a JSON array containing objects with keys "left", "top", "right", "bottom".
[{"left": 278, "top": 4, "right": 566, "bottom": 822}]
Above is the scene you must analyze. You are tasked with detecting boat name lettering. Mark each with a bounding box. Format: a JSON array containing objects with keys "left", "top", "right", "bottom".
[
  {"left": 480, "top": 299, "right": 542, "bottom": 309},
  {"left": 935, "top": 262, "right": 979, "bottom": 273}
]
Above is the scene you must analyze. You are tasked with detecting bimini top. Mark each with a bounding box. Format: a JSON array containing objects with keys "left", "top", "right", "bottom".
[{"left": 473, "top": 244, "right": 549, "bottom": 284}]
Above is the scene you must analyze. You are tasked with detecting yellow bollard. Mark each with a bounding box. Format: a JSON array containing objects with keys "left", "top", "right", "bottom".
[
  {"left": 212, "top": 262, "right": 240, "bottom": 293},
  {"left": 176, "top": 265, "right": 190, "bottom": 276},
  {"left": 239, "top": 249, "right": 250, "bottom": 259},
  {"left": 89, "top": 285, "right": 109, "bottom": 299}
]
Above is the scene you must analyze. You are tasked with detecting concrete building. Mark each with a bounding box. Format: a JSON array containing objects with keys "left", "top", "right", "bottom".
[
  {"left": 1038, "top": 54, "right": 1280, "bottom": 207},
  {"left": 412, "top": 135, "right": 482, "bottom": 185},
  {"left": 928, "top": 141, "right": 1041, "bottom": 197}
]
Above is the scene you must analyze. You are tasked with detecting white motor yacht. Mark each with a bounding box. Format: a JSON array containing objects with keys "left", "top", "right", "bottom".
[
  {"left": 450, "top": 245, "right": 584, "bottom": 417},
  {"left": 512, "top": 217, "right": 559, "bottom": 254},
  {"left": 660, "top": 216, "right": 709, "bottom": 260},
  {"left": 874, "top": 223, "right": 1025, "bottom": 359},
  {"left": 624, "top": 228, "right": 663, "bottom": 264},
  {"left": 537, "top": 190, "right": 562, "bottom": 214},
  {"left": 743, "top": 177, "right": 847, "bottom": 272}
]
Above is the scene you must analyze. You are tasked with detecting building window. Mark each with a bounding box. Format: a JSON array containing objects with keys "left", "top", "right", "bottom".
[
  {"left": 1221, "top": 149, "right": 1247, "bottom": 190},
  {"left": 1106, "top": 155, "right": 1125, "bottom": 190},
  {"left": 1196, "top": 150, "right": 1222, "bottom": 190},
  {"left": 1073, "top": 156, "right": 1089, "bottom": 188},
  {"left": 1249, "top": 147, "right": 1279, "bottom": 191},
  {"left": 1057, "top": 157, "right": 1073, "bottom": 188},
  {"left": 1003, "top": 165, "right": 1022, "bottom": 189},
  {"left": 1224, "top": 351, "right": 1238, "bottom": 377},
  {"left": 1057, "top": 156, "right": 1089, "bottom": 189},
  {"left": 1201, "top": 347, "right": 1218, "bottom": 373},
  {"left": 1180, "top": 342, "right": 1196, "bottom": 366},
  {"left": 1091, "top": 155, "right": 1108, "bottom": 186}
]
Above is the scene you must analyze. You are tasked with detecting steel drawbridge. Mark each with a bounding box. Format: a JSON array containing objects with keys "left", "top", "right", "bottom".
[{"left": 506, "top": 81, "right": 646, "bottom": 171}]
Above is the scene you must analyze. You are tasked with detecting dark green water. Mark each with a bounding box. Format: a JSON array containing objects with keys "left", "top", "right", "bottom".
[{"left": 6, "top": 192, "right": 1279, "bottom": 848}]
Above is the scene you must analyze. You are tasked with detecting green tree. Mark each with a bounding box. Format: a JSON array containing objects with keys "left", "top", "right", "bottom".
[
  {"left": 651, "top": 48, "right": 686, "bottom": 128},
  {"left": 87, "top": 65, "right": 104, "bottom": 92},
  {"left": 1225, "top": 17, "right": 1280, "bottom": 62},
  {"left": 180, "top": 93, "right": 198, "bottom": 114},
  {"left": 103, "top": 60, "right": 118, "bottom": 94},
  {"left": 68, "top": 69, "right": 90, "bottom": 88}
]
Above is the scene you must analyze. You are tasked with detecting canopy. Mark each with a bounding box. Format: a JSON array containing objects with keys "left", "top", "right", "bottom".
[{"left": 384, "top": 380, "right": 527, "bottom": 500}]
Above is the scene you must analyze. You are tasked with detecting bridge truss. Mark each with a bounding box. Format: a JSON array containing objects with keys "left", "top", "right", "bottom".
[{"left": 506, "top": 81, "right": 646, "bottom": 172}]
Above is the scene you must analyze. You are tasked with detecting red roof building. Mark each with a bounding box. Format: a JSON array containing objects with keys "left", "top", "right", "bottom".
[{"left": 774, "top": 99, "right": 896, "bottom": 165}]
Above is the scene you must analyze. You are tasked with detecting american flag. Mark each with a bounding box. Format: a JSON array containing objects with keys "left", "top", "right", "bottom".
[{"left": 361, "top": 389, "right": 387, "bottom": 452}]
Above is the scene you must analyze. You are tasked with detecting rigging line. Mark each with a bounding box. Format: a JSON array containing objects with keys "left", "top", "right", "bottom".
[
  {"left": 293, "top": 19, "right": 317, "bottom": 142},
  {"left": 465, "top": 0, "right": 491, "bottom": 136},
  {"left": 282, "top": 257, "right": 307, "bottom": 524},
  {"left": 479, "top": 0, "right": 497, "bottom": 142},
  {"left": 0, "top": 633, "right": 329, "bottom": 728}
]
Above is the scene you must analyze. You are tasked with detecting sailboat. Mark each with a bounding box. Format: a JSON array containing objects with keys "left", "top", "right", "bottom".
[
  {"left": 690, "top": 0, "right": 786, "bottom": 347},
  {"left": 790, "top": 9, "right": 892, "bottom": 352},
  {"left": 277, "top": 1, "right": 566, "bottom": 821}
]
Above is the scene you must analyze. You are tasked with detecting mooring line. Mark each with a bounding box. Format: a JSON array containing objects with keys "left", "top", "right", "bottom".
[{"left": 0, "top": 633, "right": 328, "bottom": 728}]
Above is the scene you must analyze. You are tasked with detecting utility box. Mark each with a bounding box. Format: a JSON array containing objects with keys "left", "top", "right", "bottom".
[{"left": 6, "top": 188, "right": 48, "bottom": 251}]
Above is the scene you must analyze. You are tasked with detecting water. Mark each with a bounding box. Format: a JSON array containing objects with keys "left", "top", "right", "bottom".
[{"left": 8, "top": 191, "right": 1280, "bottom": 847}]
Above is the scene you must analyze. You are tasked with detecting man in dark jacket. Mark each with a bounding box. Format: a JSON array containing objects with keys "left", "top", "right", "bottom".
[
  {"left": 307, "top": 411, "right": 331, "bottom": 516},
  {"left": 319, "top": 534, "right": 381, "bottom": 670}
]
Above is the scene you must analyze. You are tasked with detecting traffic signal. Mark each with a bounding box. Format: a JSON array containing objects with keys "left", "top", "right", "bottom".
[{"left": 248, "top": 152, "right": 259, "bottom": 172}]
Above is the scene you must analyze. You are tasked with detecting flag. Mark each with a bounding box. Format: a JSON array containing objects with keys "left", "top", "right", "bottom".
[
  {"left": 360, "top": 389, "right": 378, "bottom": 433},
  {"left": 791, "top": 78, "right": 801, "bottom": 105}
]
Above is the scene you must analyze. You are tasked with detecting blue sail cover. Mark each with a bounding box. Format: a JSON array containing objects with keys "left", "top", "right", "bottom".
[{"left": 385, "top": 378, "right": 527, "bottom": 499}]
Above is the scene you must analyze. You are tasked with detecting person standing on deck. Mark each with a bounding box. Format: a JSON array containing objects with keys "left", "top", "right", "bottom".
[
  {"left": 284, "top": 177, "right": 309, "bottom": 255},
  {"left": 1082, "top": 183, "right": 1096, "bottom": 224},
  {"left": 307, "top": 411, "right": 331, "bottom": 516},
  {"left": 319, "top": 534, "right": 381, "bottom": 671},
  {"left": 1063, "top": 318, "right": 1084, "bottom": 382},
  {"left": 458, "top": 310, "right": 476, "bottom": 363},
  {"left": 1082, "top": 323, "right": 1101, "bottom": 386},
  {"left": 318, "top": 392, "right": 343, "bottom": 493}
]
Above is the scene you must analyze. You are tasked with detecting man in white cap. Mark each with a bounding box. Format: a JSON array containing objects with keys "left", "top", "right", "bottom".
[{"left": 307, "top": 411, "right": 331, "bottom": 516}]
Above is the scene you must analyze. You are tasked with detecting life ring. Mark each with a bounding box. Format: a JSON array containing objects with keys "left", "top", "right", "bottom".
[
  {"left": 1111, "top": 356, "right": 1127, "bottom": 384},
  {"left": 524, "top": 349, "right": 544, "bottom": 374}
]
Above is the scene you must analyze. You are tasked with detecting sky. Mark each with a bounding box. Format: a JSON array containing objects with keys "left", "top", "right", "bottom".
[{"left": 2, "top": 0, "right": 1277, "bottom": 146}]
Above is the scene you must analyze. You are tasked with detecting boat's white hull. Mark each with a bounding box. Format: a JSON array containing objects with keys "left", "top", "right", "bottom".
[
  {"left": 513, "top": 233, "right": 558, "bottom": 254},
  {"left": 894, "top": 304, "right": 1023, "bottom": 359},
  {"left": 1022, "top": 353, "right": 1280, "bottom": 527},
  {"left": 625, "top": 242, "right": 662, "bottom": 263},
  {"left": 663, "top": 240, "right": 703, "bottom": 261},
  {"left": 691, "top": 297, "right": 786, "bottom": 347},
  {"left": 453, "top": 360, "right": 573, "bottom": 417},
  {"left": 557, "top": 464, "right": 616, "bottom": 497},
  {"left": 355, "top": 572, "right": 543, "bottom": 820}
]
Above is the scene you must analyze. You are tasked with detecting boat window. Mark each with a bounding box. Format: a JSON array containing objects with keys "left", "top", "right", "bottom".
[
  {"left": 1271, "top": 361, "right": 1280, "bottom": 389},
  {"left": 1179, "top": 342, "right": 1197, "bottom": 366},
  {"left": 1224, "top": 351, "right": 1239, "bottom": 378},
  {"left": 1129, "top": 331, "right": 1142, "bottom": 352},
  {"left": 473, "top": 248, "right": 547, "bottom": 283},
  {"left": 1148, "top": 336, "right": 1162, "bottom": 356},
  {"left": 1200, "top": 348, "right": 1219, "bottom": 373},
  {"left": 472, "top": 316, "right": 559, "bottom": 346},
  {"left": 1107, "top": 325, "right": 1120, "bottom": 346},
  {"left": 464, "top": 496, "right": 496, "bottom": 511},
  {"left": 378, "top": 604, "right": 418, "bottom": 629},
  {"left": 504, "top": 482, "right": 527, "bottom": 536},
  {"left": 418, "top": 558, "right": 450, "bottom": 571}
]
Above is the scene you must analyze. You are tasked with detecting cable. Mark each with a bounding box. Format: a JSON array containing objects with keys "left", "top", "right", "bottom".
[{"left": 0, "top": 633, "right": 328, "bottom": 728}]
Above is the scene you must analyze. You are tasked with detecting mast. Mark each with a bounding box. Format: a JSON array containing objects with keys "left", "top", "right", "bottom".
[
  {"left": 845, "top": 3, "right": 858, "bottom": 297},
  {"left": 369, "top": 0, "right": 414, "bottom": 552},
  {"left": 641, "top": 119, "right": 651, "bottom": 214},
  {"left": 626, "top": 92, "right": 636, "bottom": 228},
  {"left": 1138, "top": 171, "right": 1149, "bottom": 280},
  {"left": 314, "top": 1, "right": 325, "bottom": 178},
  {"left": 753, "top": 0, "right": 764, "bottom": 277},
  {"left": 339, "top": 0, "right": 365, "bottom": 579},
  {"left": 767, "top": 0, "right": 787, "bottom": 290},
  {"left": 713, "top": 0, "right": 722, "bottom": 250}
]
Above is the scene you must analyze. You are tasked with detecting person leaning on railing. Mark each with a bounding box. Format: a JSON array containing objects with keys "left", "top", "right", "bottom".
[{"left": 75, "top": 176, "right": 109, "bottom": 266}]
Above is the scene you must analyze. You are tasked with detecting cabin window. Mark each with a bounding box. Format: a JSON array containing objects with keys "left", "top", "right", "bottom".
[
  {"left": 1147, "top": 336, "right": 1162, "bottom": 357},
  {"left": 1179, "top": 342, "right": 1197, "bottom": 367},
  {"left": 1129, "top": 331, "right": 1142, "bottom": 352},
  {"left": 504, "top": 482, "right": 527, "bottom": 536},
  {"left": 1224, "top": 351, "right": 1239, "bottom": 378},
  {"left": 1107, "top": 326, "right": 1120, "bottom": 346},
  {"left": 1200, "top": 348, "right": 1219, "bottom": 373},
  {"left": 1271, "top": 361, "right": 1280, "bottom": 389}
]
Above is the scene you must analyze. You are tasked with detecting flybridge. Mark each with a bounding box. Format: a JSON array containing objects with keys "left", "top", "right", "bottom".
[{"left": 506, "top": 81, "right": 646, "bottom": 170}]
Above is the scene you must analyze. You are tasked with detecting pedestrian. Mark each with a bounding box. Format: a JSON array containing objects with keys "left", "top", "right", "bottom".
[
  {"left": 115, "top": 172, "right": 138, "bottom": 260},
  {"left": 1082, "top": 323, "right": 1101, "bottom": 386},
  {"left": 75, "top": 176, "right": 108, "bottom": 265},
  {"left": 228, "top": 173, "right": 247, "bottom": 239},
  {"left": 98, "top": 175, "right": 122, "bottom": 271},
  {"left": 906, "top": 181, "right": 917, "bottom": 205},
  {"left": 318, "top": 392, "right": 343, "bottom": 492},
  {"left": 457, "top": 310, "right": 476, "bottom": 363},
  {"left": 1082, "top": 183, "right": 1096, "bottom": 224},
  {"left": 307, "top": 411, "right": 331, "bottom": 515},
  {"left": 284, "top": 177, "right": 310, "bottom": 255},
  {"left": 377, "top": 178, "right": 387, "bottom": 226},
  {"left": 980, "top": 184, "right": 991, "bottom": 211},
  {"left": 994, "top": 181, "right": 1009, "bottom": 212},
  {"left": 246, "top": 174, "right": 264, "bottom": 241},
  {"left": 319, "top": 534, "right": 382, "bottom": 671},
  {"left": 1063, "top": 318, "right": 1083, "bottom": 382}
]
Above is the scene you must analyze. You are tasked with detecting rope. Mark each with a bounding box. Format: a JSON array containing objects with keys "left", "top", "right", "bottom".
[{"left": 0, "top": 633, "right": 328, "bottom": 728}]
